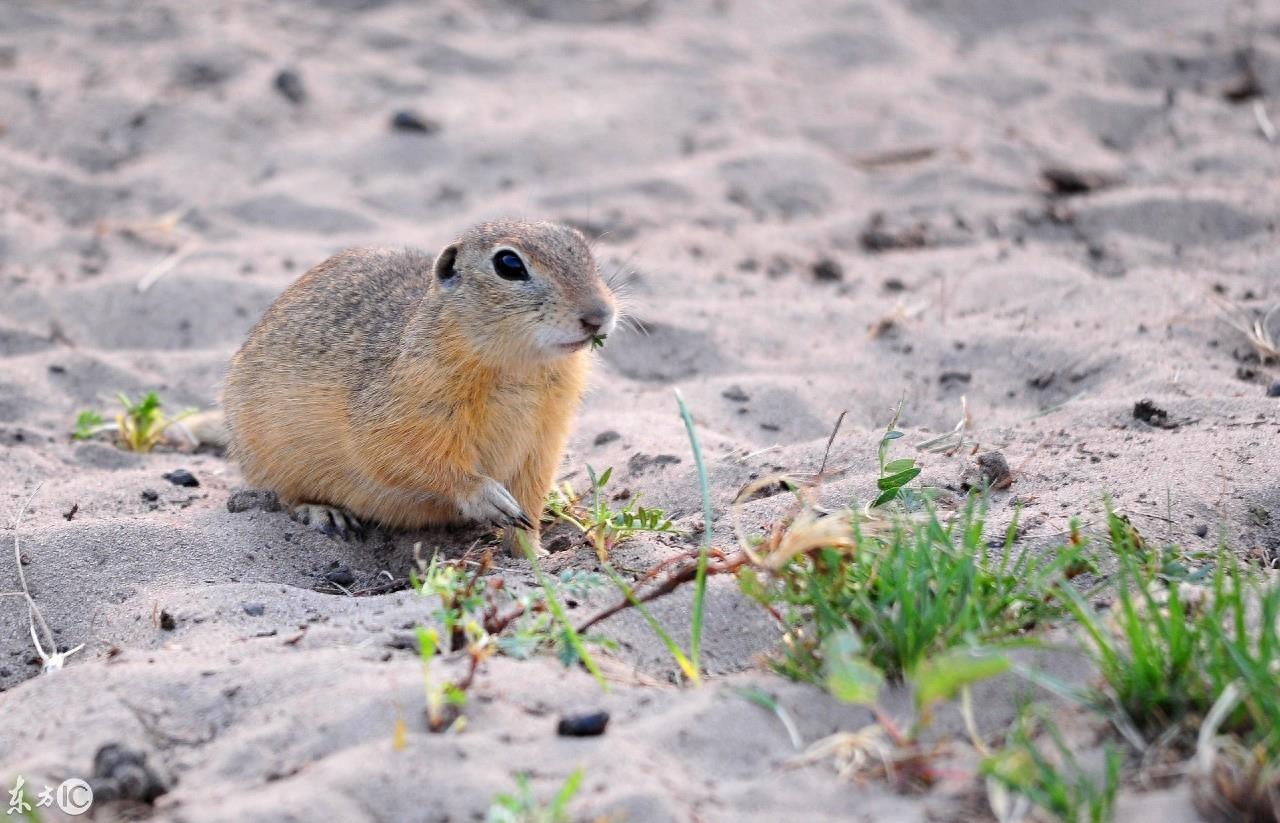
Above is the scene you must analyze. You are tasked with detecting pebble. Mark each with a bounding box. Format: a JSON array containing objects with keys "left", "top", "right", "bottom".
[
  {"left": 324, "top": 565, "right": 355, "bottom": 587},
  {"left": 141, "top": 489, "right": 159, "bottom": 502},
  {"left": 1267, "top": 381, "right": 1280, "bottom": 398},
  {"left": 163, "top": 468, "right": 200, "bottom": 488},
  {"left": 390, "top": 110, "right": 440, "bottom": 134},
  {"left": 557, "top": 710, "right": 610, "bottom": 737},
  {"left": 811, "top": 258, "right": 843, "bottom": 282},
  {"left": 273, "top": 69, "right": 306, "bottom": 104},
  {"left": 243, "top": 602, "right": 266, "bottom": 617}
]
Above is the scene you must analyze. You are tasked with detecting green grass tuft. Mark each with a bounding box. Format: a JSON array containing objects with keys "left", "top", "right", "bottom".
[
  {"left": 1060, "top": 511, "right": 1280, "bottom": 752},
  {"left": 741, "top": 499, "right": 1081, "bottom": 685},
  {"left": 486, "top": 768, "right": 584, "bottom": 823},
  {"left": 983, "top": 708, "right": 1121, "bottom": 823}
]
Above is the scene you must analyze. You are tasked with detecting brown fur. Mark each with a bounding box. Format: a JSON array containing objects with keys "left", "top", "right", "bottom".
[{"left": 222, "top": 221, "right": 616, "bottom": 553}]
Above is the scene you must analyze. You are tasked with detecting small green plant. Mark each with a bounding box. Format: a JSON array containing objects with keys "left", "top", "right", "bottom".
[
  {"left": 72, "top": 410, "right": 106, "bottom": 440},
  {"left": 411, "top": 551, "right": 609, "bottom": 656},
  {"left": 486, "top": 768, "right": 584, "bottom": 823},
  {"left": 983, "top": 708, "right": 1121, "bottom": 823},
  {"left": 412, "top": 551, "right": 490, "bottom": 652},
  {"left": 741, "top": 500, "right": 1081, "bottom": 686},
  {"left": 408, "top": 548, "right": 614, "bottom": 728},
  {"left": 545, "top": 465, "right": 675, "bottom": 561},
  {"left": 589, "top": 333, "right": 607, "bottom": 350},
  {"left": 871, "top": 401, "right": 921, "bottom": 508},
  {"left": 1060, "top": 513, "right": 1280, "bottom": 757},
  {"left": 496, "top": 570, "right": 615, "bottom": 663},
  {"left": 416, "top": 625, "right": 480, "bottom": 733},
  {"left": 72, "top": 391, "right": 194, "bottom": 452},
  {"left": 519, "top": 535, "right": 608, "bottom": 690}
]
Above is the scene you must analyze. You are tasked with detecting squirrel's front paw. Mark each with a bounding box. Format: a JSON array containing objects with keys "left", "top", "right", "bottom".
[{"left": 459, "top": 478, "right": 533, "bottom": 530}]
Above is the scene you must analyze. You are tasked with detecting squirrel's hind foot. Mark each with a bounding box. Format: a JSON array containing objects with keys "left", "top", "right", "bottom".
[{"left": 291, "top": 503, "right": 366, "bottom": 541}]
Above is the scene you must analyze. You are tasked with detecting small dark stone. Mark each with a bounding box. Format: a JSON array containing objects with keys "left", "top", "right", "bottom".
[
  {"left": 977, "top": 452, "right": 1011, "bottom": 486},
  {"left": 273, "top": 68, "right": 306, "bottom": 104},
  {"left": 173, "top": 59, "right": 230, "bottom": 89},
  {"left": 159, "top": 610, "right": 176, "bottom": 631},
  {"left": 324, "top": 565, "right": 356, "bottom": 587},
  {"left": 1041, "top": 166, "right": 1117, "bottom": 197},
  {"left": 1194, "top": 524, "right": 1209, "bottom": 538},
  {"left": 226, "top": 488, "right": 282, "bottom": 513},
  {"left": 882, "top": 277, "right": 907, "bottom": 292},
  {"left": 385, "top": 633, "right": 418, "bottom": 651},
  {"left": 721, "top": 385, "right": 750, "bottom": 403},
  {"left": 628, "top": 453, "right": 682, "bottom": 475},
  {"left": 961, "top": 451, "right": 1012, "bottom": 491},
  {"left": 859, "top": 212, "right": 928, "bottom": 253},
  {"left": 48, "top": 364, "right": 66, "bottom": 374},
  {"left": 1222, "top": 55, "right": 1263, "bottom": 103},
  {"left": 939, "top": 371, "right": 972, "bottom": 386},
  {"left": 91, "top": 743, "right": 168, "bottom": 804},
  {"left": 1028, "top": 372, "right": 1056, "bottom": 390},
  {"left": 141, "top": 489, "right": 159, "bottom": 502},
  {"left": 811, "top": 257, "right": 843, "bottom": 282},
  {"left": 1133, "top": 399, "right": 1177, "bottom": 429},
  {"left": 243, "top": 603, "right": 266, "bottom": 617},
  {"left": 390, "top": 110, "right": 440, "bottom": 134},
  {"left": 1267, "top": 381, "right": 1280, "bottom": 398},
  {"left": 593, "top": 430, "right": 621, "bottom": 447},
  {"left": 162, "top": 468, "right": 200, "bottom": 487},
  {"left": 557, "top": 710, "right": 610, "bottom": 737}
]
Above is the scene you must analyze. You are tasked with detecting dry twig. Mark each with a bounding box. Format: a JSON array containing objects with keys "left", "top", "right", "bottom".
[{"left": 8, "top": 483, "right": 83, "bottom": 673}]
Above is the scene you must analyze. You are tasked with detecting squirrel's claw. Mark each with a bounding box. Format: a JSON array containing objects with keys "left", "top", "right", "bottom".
[
  {"left": 292, "top": 503, "right": 365, "bottom": 542},
  {"left": 462, "top": 478, "right": 531, "bottom": 529}
]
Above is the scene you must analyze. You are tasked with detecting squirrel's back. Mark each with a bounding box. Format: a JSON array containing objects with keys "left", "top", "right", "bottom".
[{"left": 236, "top": 247, "right": 432, "bottom": 374}]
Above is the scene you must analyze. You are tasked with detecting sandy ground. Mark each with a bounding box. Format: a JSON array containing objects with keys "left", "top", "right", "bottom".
[{"left": 2, "top": 0, "right": 1279, "bottom": 820}]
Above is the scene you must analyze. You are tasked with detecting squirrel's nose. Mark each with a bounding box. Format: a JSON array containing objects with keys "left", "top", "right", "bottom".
[{"left": 579, "top": 304, "right": 613, "bottom": 336}]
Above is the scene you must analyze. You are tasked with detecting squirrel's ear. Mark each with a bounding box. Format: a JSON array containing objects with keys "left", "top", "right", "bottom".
[{"left": 433, "top": 243, "right": 460, "bottom": 283}]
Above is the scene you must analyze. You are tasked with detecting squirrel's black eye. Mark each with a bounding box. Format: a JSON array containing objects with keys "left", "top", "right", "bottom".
[{"left": 493, "top": 251, "right": 529, "bottom": 281}]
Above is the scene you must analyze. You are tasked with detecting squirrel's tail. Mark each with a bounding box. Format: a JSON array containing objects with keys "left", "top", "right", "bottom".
[{"left": 165, "top": 409, "right": 230, "bottom": 452}]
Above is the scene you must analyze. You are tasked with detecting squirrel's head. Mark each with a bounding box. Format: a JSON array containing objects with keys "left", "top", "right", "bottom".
[{"left": 431, "top": 220, "right": 618, "bottom": 364}]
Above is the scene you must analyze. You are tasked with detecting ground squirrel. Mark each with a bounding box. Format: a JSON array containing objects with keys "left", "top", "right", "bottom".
[{"left": 223, "top": 220, "right": 617, "bottom": 555}]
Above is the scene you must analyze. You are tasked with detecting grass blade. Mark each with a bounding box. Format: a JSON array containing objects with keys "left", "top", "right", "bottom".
[
  {"left": 519, "top": 535, "right": 608, "bottom": 691},
  {"left": 601, "top": 565, "right": 700, "bottom": 684},
  {"left": 675, "top": 389, "right": 711, "bottom": 683}
]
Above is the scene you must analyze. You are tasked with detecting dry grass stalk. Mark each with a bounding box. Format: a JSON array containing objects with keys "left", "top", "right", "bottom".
[
  {"left": 917, "top": 395, "right": 979, "bottom": 456},
  {"left": 1192, "top": 683, "right": 1280, "bottom": 821},
  {"left": 1211, "top": 294, "right": 1280, "bottom": 363},
  {"left": 6, "top": 483, "right": 83, "bottom": 673}
]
